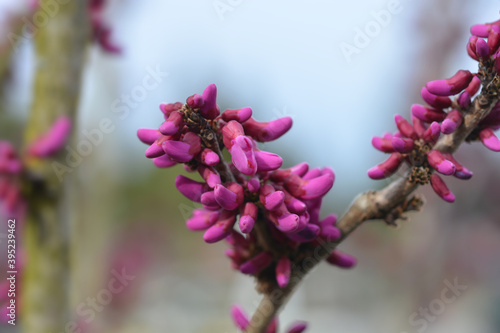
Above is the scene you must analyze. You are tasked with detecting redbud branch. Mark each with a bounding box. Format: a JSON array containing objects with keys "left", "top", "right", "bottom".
[
  {"left": 21, "top": 2, "right": 90, "bottom": 333},
  {"left": 246, "top": 87, "right": 499, "bottom": 333}
]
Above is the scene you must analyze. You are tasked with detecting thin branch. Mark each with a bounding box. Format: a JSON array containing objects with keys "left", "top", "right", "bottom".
[{"left": 246, "top": 89, "right": 498, "bottom": 332}]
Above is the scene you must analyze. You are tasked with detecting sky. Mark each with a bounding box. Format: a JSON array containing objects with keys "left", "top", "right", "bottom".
[{"left": 2, "top": 0, "right": 499, "bottom": 203}]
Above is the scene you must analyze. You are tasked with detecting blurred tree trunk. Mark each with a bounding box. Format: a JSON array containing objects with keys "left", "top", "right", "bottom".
[{"left": 22, "top": 1, "right": 89, "bottom": 332}]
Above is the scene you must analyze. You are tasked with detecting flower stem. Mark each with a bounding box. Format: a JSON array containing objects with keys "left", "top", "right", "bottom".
[{"left": 245, "top": 91, "right": 499, "bottom": 333}]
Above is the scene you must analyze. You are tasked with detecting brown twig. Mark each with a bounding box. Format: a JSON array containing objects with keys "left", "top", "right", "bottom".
[{"left": 245, "top": 86, "right": 499, "bottom": 332}]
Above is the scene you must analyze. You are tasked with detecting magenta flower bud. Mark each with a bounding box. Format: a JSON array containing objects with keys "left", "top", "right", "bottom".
[
  {"left": 200, "top": 191, "right": 220, "bottom": 210},
  {"left": 247, "top": 177, "right": 261, "bottom": 193},
  {"left": 367, "top": 153, "right": 403, "bottom": 179},
  {"left": 465, "top": 76, "right": 481, "bottom": 96},
  {"left": 159, "top": 102, "right": 183, "bottom": 118},
  {"left": 229, "top": 135, "right": 257, "bottom": 175},
  {"left": 186, "top": 94, "right": 204, "bottom": 109},
  {"left": 471, "top": 24, "right": 491, "bottom": 37},
  {"left": 93, "top": 25, "right": 122, "bottom": 54},
  {"left": 137, "top": 128, "right": 161, "bottom": 145},
  {"left": 426, "top": 70, "right": 473, "bottom": 96},
  {"left": 214, "top": 183, "right": 244, "bottom": 210},
  {"left": 488, "top": 25, "right": 500, "bottom": 53},
  {"left": 319, "top": 214, "right": 337, "bottom": 227},
  {"left": 430, "top": 173, "right": 455, "bottom": 203},
  {"left": 145, "top": 142, "right": 166, "bottom": 158},
  {"left": 427, "top": 150, "right": 455, "bottom": 175},
  {"left": 28, "top": 116, "right": 72, "bottom": 157},
  {"left": 282, "top": 189, "right": 307, "bottom": 214},
  {"left": 259, "top": 183, "right": 275, "bottom": 201},
  {"left": 222, "top": 120, "right": 245, "bottom": 149},
  {"left": 152, "top": 154, "right": 176, "bottom": 168},
  {"left": 271, "top": 210, "right": 300, "bottom": 233},
  {"left": 467, "top": 36, "right": 479, "bottom": 61},
  {"left": 327, "top": 250, "right": 357, "bottom": 268},
  {"left": 276, "top": 256, "right": 291, "bottom": 288},
  {"left": 221, "top": 107, "right": 253, "bottom": 123},
  {"left": 243, "top": 116, "right": 293, "bottom": 142},
  {"left": 391, "top": 137, "right": 414, "bottom": 153},
  {"left": 203, "top": 210, "right": 237, "bottom": 243},
  {"left": 198, "top": 166, "right": 221, "bottom": 188},
  {"left": 287, "top": 322, "right": 308, "bottom": 333},
  {"left": 476, "top": 38, "right": 490, "bottom": 58},
  {"left": 163, "top": 132, "right": 201, "bottom": 163},
  {"left": 175, "top": 175, "right": 207, "bottom": 202},
  {"left": 412, "top": 117, "right": 426, "bottom": 138},
  {"left": 317, "top": 168, "right": 335, "bottom": 185},
  {"left": 411, "top": 104, "right": 446, "bottom": 123},
  {"left": 290, "top": 162, "right": 309, "bottom": 176},
  {"left": 186, "top": 209, "right": 219, "bottom": 231},
  {"left": 230, "top": 305, "right": 250, "bottom": 330},
  {"left": 457, "top": 91, "right": 471, "bottom": 109},
  {"left": 240, "top": 252, "right": 273, "bottom": 274},
  {"left": 295, "top": 211, "right": 310, "bottom": 232},
  {"left": 199, "top": 84, "right": 220, "bottom": 119},
  {"left": 183, "top": 132, "right": 201, "bottom": 153},
  {"left": 479, "top": 128, "right": 500, "bottom": 151},
  {"left": 270, "top": 162, "right": 309, "bottom": 182},
  {"left": 275, "top": 213, "right": 301, "bottom": 234},
  {"left": 162, "top": 140, "right": 191, "bottom": 162},
  {"left": 372, "top": 136, "right": 395, "bottom": 153},
  {"left": 254, "top": 150, "right": 283, "bottom": 172},
  {"left": 285, "top": 173, "right": 334, "bottom": 200},
  {"left": 159, "top": 111, "right": 184, "bottom": 135},
  {"left": 394, "top": 115, "right": 418, "bottom": 140},
  {"left": 422, "top": 122, "right": 441, "bottom": 143},
  {"left": 441, "top": 110, "right": 463, "bottom": 134},
  {"left": 320, "top": 225, "right": 341, "bottom": 242},
  {"left": 420, "top": 87, "right": 452, "bottom": 108},
  {"left": 289, "top": 224, "right": 320, "bottom": 243},
  {"left": 443, "top": 153, "right": 473, "bottom": 180},
  {"left": 239, "top": 202, "right": 258, "bottom": 233},
  {"left": 200, "top": 148, "right": 219, "bottom": 166},
  {"left": 302, "top": 167, "right": 321, "bottom": 180},
  {"left": 261, "top": 190, "right": 285, "bottom": 211}
]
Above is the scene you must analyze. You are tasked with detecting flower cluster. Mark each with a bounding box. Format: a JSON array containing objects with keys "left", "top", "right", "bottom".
[
  {"left": 0, "top": 116, "right": 71, "bottom": 323},
  {"left": 88, "top": 0, "right": 121, "bottom": 54},
  {"left": 368, "top": 17, "right": 500, "bottom": 203},
  {"left": 138, "top": 84, "right": 357, "bottom": 332}
]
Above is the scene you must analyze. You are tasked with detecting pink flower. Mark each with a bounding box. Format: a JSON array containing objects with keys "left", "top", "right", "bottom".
[
  {"left": 137, "top": 84, "right": 351, "bottom": 331},
  {"left": 369, "top": 16, "right": 500, "bottom": 202},
  {"left": 28, "top": 116, "right": 72, "bottom": 158},
  {"left": 88, "top": 0, "right": 121, "bottom": 54}
]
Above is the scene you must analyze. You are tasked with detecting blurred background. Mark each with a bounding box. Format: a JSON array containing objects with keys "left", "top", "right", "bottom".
[{"left": 1, "top": 0, "right": 500, "bottom": 332}]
